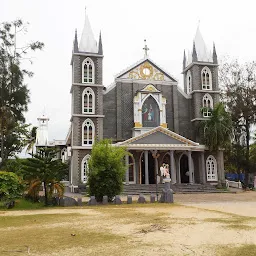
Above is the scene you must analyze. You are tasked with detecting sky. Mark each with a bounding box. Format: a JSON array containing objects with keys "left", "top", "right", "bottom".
[{"left": 2, "top": 0, "right": 256, "bottom": 143}]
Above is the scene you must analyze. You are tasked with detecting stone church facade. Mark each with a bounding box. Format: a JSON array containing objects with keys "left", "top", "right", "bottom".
[{"left": 66, "top": 11, "right": 225, "bottom": 192}]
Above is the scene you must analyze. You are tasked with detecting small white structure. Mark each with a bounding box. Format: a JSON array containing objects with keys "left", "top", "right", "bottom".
[{"left": 36, "top": 114, "right": 49, "bottom": 146}]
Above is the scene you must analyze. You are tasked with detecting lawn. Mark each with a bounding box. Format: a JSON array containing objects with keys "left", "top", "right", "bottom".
[{"left": 0, "top": 201, "right": 256, "bottom": 256}]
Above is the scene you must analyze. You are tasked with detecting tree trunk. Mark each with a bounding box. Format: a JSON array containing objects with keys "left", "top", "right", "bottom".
[
  {"left": 0, "top": 123, "right": 4, "bottom": 168},
  {"left": 43, "top": 181, "right": 48, "bottom": 206},
  {"left": 245, "top": 120, "right": 250, "bottom": 187}
]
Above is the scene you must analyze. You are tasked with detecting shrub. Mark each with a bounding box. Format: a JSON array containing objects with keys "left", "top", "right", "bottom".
[
  {"left": 0, "top": 171, "right": 24, "bottom": 205},
  {"left": 87, "top": 139, "right": 127, "bottom": 202}
]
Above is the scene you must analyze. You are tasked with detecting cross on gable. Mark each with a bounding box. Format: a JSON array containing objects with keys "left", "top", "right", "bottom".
[{"left": 143, "top": 39, "right": 149, "bottom": 57}]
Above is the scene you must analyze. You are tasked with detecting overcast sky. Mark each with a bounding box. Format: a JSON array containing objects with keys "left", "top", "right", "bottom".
[{"left": 2, "top": 0, "right": 256, "bottom": 143}]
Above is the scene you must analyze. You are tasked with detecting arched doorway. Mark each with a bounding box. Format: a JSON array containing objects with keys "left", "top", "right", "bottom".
[
  {"left": 140, "top": 151, "right": 156, "bottom": 184},
  {"left": 128, "top": 155, "right": 136, "bottom": 184},
  {"left": 162, "top": 153, "right": 170, "bottom": 167},
  {"left": 142, "top": 96, "right": 160, "bottom": 127},
  {"left": 180, "top": 154, "right": 189, "bottom": 183}
]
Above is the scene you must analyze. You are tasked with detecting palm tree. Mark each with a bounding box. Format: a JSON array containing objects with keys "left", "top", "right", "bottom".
[
  {"left": 200, "top": 103, "right": 233, "bottom": 151},
  {"left": 22, "top": 147, "right": 68, "bottom": 205},
  {"left": 26, "top": 126, "right": 37, "bottom": 157}
]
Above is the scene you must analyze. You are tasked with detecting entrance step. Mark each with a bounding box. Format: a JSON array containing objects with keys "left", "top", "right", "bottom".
[{"left": 122, "top": 183, "right": 220, "bottom": 195}]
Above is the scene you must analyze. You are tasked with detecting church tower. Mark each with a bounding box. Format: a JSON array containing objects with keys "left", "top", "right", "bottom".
[
  {"left": 36, "top": 114, "right": 49, "bottom": 146},
  {"left": 182, "top": 26, "right": 219, "bottom": 142},
  {"left": 70, "top": 9, "right": 104, "bottom": 191}
]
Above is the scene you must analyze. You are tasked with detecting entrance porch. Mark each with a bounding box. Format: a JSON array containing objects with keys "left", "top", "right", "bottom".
[{"left": 117, "top": 126, "right": 225, "bottom": 185}]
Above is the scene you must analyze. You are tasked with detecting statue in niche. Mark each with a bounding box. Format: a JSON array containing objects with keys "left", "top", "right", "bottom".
[
  {"left": 148, "top": 104, "right": 154, "bottom": 121},
  {"left": 142, "top": 103, "right": 148, "bottom": 121}
]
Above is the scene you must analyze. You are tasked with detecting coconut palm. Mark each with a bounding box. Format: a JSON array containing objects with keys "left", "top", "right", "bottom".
[{"left": 200, "top": 103, "right": 233, "bottom": 151}]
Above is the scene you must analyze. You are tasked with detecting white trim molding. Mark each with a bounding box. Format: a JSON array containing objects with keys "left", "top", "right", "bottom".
[
  {"left": 206, "top": 155, "right": 218, "bottom": 181},
  {"left": 201, "top": 66, "right": 212, "bottom": 90},
  {"left": 82, "top": 87, "right": 95, "bottom": 114},
  {"left": 81, "top": 154, "right": 90, "bottom": 183},
  {"left": 82, "top": 57, "right": 95, "bottom": 84},
  {"left": 82, "top": 119, "right": 95, "bottom": 146},
  {"left": 202, "top": 93, "right": 213, "bottom": 117}
]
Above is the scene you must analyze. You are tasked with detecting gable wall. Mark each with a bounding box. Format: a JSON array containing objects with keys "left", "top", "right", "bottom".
[{"left": 103, "top": 81, "right": 193, "bottom": 142}]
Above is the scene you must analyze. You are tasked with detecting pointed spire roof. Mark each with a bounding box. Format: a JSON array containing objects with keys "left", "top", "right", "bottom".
[
  {"left": 73, "top": 29, "right": 78, "bottom": 53},
  {"left": 194, "top": 26, "right": 212, "bottom": 62},
  {"left": 212, "top": 42, "right": 218, "bottom": 63},
  {"left": 98, "top": 31, "right": 103, "bottom": 54},
  {"left": 79, "top": 8, "right": 98, "bottom": 53}
]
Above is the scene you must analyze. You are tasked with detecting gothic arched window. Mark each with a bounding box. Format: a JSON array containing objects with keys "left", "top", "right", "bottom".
[
  {"left": 187, "top": 70, "right": 192, "bottom": 94},
  {"left": 82, "top": 87, "right": 95, "bottom": 114},
  {"left": 82, "top": 57, "right": 94, "bottom": 84},
  {"left": 82, "top": 119, "right": 95, "bottom": 146},
  {"left": 206, "top": 155, "right": 218, "bottom": 181},
  {"left": 202, "top": 94, "right": 213, "bottom": 117},
  {"left": 201, "top": 67, "right": 212, "bottom": 90},
  {"left": 142, "top": 96, "right": 160, "bottom": 127},
  {"left": 81, "top": 154, "right": 90, "bottom": 183}
]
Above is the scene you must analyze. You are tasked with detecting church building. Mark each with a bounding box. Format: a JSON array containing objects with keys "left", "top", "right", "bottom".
[{"left": 66, "top": 10, "right": 225, "bottom": 192}]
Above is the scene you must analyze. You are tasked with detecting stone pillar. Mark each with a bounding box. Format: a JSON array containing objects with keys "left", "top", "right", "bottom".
[
  {"left": 217, "top": 150, "right": 225, "bottom": 184},
  {"left": 155, "top": 157, "right": 159, "bottom": 183},
  {"left": 188, "top": 151, "right": 193, "bottom": 184},
  {"left": 125, "top": 154, "right": 129, "bottom": 185},
  {"left": 177, "top": 156, "right": 181, "bottom": 184},
  {"left": 170, "top": 150, "right": 176, "bottom": 184},
  {"left": 200, "top": 152, "right": 206, "bottom": 184},
  {"left": 144, "top": 150, "right": 149, "bottom": 185}
]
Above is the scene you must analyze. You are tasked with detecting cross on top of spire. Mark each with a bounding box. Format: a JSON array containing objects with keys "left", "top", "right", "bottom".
[{"left": 143, "top": 39, "right": 149, "bottom": 57}]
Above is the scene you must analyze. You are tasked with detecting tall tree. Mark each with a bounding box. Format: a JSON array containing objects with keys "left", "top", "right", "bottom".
[
  {"left": 220, "top": 60, "right": 256, "bottom": 184},
  {"left": 200, "top": 102, "right": 233, "bottom": 151},
  {"left": 21, "top": 147, "right": 68, "bottom": 205},
  {"left": 0, "top": 20, "right": 44, "bottom": 166}
]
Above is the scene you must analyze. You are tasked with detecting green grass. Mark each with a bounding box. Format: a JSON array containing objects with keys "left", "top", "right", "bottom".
[
  {"left": 0, "top": 226, "right": 127, "bottom": 255},
  {"left": 0, "top": 213, "right": 81, "bottom": 229},
  {"left": 0, "top": 198, "right": 44, "bottom": 211}
]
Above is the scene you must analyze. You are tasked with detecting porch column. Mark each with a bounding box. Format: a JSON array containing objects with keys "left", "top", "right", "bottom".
[
  {"left": 188, "top": 150, "right": 193, "bottom": 184},
  {"left": 125, "top": 154, "right": 129, "bottom": 185},
  {"left": 200, "top": 152, "right": 206, "bottom": 184},
  {"left": 170, "top": 150, "right": 176, "bottom": 184},
  {"left": 155, "top": 157, "right": 159, "bottom": 183},
  {"left": 144, "top": 150, "right": 149, "bottom": 185}
]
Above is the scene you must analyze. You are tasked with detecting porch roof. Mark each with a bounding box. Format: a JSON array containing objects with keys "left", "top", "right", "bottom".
[{"left": 116, "top": 126, "right": 205, "bottom": 151}]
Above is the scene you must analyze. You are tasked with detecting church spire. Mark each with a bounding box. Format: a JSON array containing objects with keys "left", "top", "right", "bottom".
[
  {"left": 98, "top": 31, "right": 103, "bottom": 55},
  {"left": 192, "top": 41, "right": 198, "bottom": 62},
  {"left": 193, "top": 25, "right": 212, "bottom": 62},
  {"left": 183, "top": 50, "right": 186, "bottom": 70},
  {"left": 79, "top": 8, "right": 98, "bottom": 53},
  {"left": 73, "top": 29, "right": 78, "bottom": 53},
  {"left": 213, "top": 42, "right": 218, "bottom": 64}
]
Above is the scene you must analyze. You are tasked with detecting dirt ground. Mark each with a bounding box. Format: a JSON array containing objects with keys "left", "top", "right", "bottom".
[{"left": 1, "top": 191, "right": 256, "bottom": 256}]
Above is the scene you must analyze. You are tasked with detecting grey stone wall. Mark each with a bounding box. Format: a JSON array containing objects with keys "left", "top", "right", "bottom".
[
  {"left": 103, "top": 81, "right": 180, "bottom": 142},
  {"left": 72, "top": 116, "right": 101, "bottom": 146},
  {"left": 103, "top": 87, "right": 117, "bottom": 141},
  {"left": 177, "top": 93, "right": 192, "bottom": 140},
  {"left": 73, "top": 56, "right": 102, "bottom": 84},
  {"left": 71, "top": 148, "right": 91, "bottom": 186}
]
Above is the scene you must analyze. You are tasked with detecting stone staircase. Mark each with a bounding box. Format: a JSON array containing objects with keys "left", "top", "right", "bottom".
[{"left": 122, "top": 183, "right": 219, "bottom": 195}]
